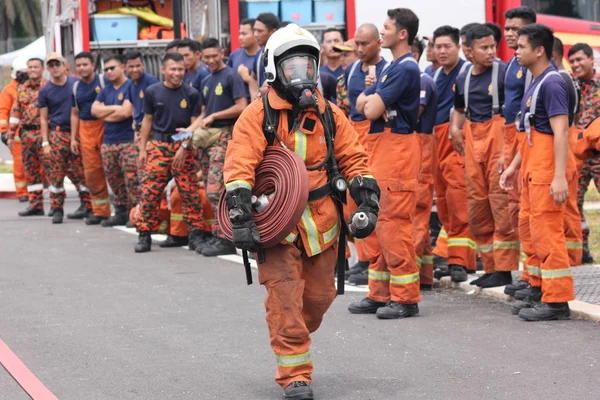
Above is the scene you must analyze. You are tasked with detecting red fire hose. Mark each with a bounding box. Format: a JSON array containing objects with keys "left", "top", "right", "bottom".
[{"left": 218, "top": 146, "right": 309, "bottom": 247}]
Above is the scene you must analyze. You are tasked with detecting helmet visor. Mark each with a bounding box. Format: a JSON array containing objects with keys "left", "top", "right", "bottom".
[{"left": 277, "top": 55, "right": 318, "bottom": 86}]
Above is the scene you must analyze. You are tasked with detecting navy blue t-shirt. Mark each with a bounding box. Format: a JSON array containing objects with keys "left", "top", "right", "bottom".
[
  {"left": 504, "top": 56, "right": 529, "bottom": 125},
  {"left": 321, "top": 64, "right": 344, "bottom": 79},
  {"left": 418, "top": 73, "right": 438, "bottom": 134},
  {"left": 184, "top": 66, "right": 210, "bottom": 92},
  {"left": 227, "top": 48, "right": 259, "bottom": 101},
  {"left": 434, "top": 59, "right": 469, "bottom": 126},
  {"left": 144, "top": 83, "right": 201, "bottom": 134},
  {"left": 364, "top": 53, "right": 421, "bottom": 134},
  {"left": 455, "top": 61, "right": 507, "bottom": 123},
  {"left": 519, "top": 66, "right": 569, "bottom": 135},
  {"left": 253, "top": 48, "right": 267, "bottom": 88},
  {"left": 39, "top": 75, "right": 78, "bottom": 128},
  {"left": 345, "top": 59, "right": 388, "bottom": 122},
  {"left": 200, "top": 66, "right": 246, "bottom": 128},
  {"left": 96, "top": 80, "right": 134, "bottom": 144},
  {"left": 424, "top": 65, "right": 436, "bottom": 77},
  {"left": 72, "top": 74, "right": 108, "bottom": 121},
  {"left": 129, "top": 72, "right": 159, "bottom": 127}
]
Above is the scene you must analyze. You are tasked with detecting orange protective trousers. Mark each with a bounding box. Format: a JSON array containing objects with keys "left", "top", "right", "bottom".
[
  {"left": 464, "top": 115, "right": 520, "bottom": 273},
  {"left": 79, "top": 119, "right": 111, "bottom": 217},
  {"left": 434, "top": 122, "right": 476, "bottom": 269},
  {"left": 518, "top": 128, "right": 575, "bottom": 302},
  {"left": 415, "top": 133, "right": 435, "bottom": 285},
  {"left": 10, "top": 139, "right": 28, "bottom": 197},
  {"left": 259, "top": 242, "right": 337, "bottom": 389},
  {"left": 366, "top": 129, "right": 421, "bottom": 304}
]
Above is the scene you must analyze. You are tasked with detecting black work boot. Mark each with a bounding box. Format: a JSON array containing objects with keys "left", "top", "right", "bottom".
[
  {"left": 504, "top": 279, "right": 530, "bottom": 296},
  {"left": 18, "top": 206, "right": 44, "bottom": 217},
  {"left": 519, "top": 301, "right": 571, "bottom": 321},
  {"left": 346, "top": 260, "right": 369, "bottom": 279},
  {"left": 470, "top": 273, "right": 493, "bottom": 286},
  {"left": 191, "top": 231, "right": 213, "bottom": 252},
  {"left": 479, "top": 271, "right": 513, "bottom": 288},
  {"left": 67, "top": 200, "right": 91, "bottom": 219},
  {"left": 101, "top": 206, "right": 128, "bottom": 227},
  {"left": 348, "top": 269, "right": 368, "bottom": 286},
  {"left": 376, "top": 302, "right": 419, "bottom": 319},
  {"left": 348, "top": 297, "right": 386, "bottom": 314},
  {"left": 284, "top": 381, "right": 313, "bottom": 400},
  {"left": 514, "top": 287, "right": 530, "bottom": 301},
  {"left": 582, "top": 244, "right": 595, "bottom": 264},
  {"left": 84, "top": 215, "right": 109, "bottom": 225},
  {"left": 52, "top": 209, "right": 64, "bottom": 224},
  {"left": 449, "top": 264, "right": 468, "bottom": 283},
  {"left": 433, "top": 256, "right": 449, "bottom": 279},
  {"left": 48, "top": 208, "right": 55, "bottom": 217},
  {"left": 511, "top": 286, "right": 542, "bottom": 315},
  {"left": 159, "top": 234, "right": 189, "bottom": 248},
  {"left": 201, "top": 237, "right": 237, "bottom": 257},
  {"left": 188, "top": 230, "right": 208, "bottom": 251},
  {"left": 134, "top": 232, "right": 152, "bottom": 253},
  {"left": 18, "top": 196, "right": 28, "bottom": 203}
]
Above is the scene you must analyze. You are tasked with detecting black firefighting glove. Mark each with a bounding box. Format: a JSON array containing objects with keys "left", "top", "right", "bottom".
[
  {"left": 226, "top": 187, "right": 261, "bottom": 252},
  {"left": 348, "top": 175, "right": 380, "bottom": 239},
  {"left": 1, "top": 133, "right": 8, "bottom": 146}
]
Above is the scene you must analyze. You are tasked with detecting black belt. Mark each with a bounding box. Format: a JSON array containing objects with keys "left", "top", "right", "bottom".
[
  {"left": 308, "top": 183, "right": 333, "bottom": 202},
  {"left": 135, "top": 124, "right": 142, "bottom": 132},
  {"left": 21, "top": 124, "right": 40, "bottom": 130},
  {"left": 152, "top": 132, "right": 177, "bottom": 143}
]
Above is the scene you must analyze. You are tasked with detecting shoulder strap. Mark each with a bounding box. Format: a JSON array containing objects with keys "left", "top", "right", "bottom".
[
  {"left": 99, "top": 74, "right": 106, "bottom": 89},
  {"left": 459, "top": 61, "right": 471, "bottom": 75},
  {"left": 523, "top": 70, "right": 560, "bottom": 145},
  {"left": 505, "top": 57, "right": 516, "bottom": 81},
  {"left": 491, "top": 61, "right": 500, "bottom": 115},
  {"left": 323, "top": 100, "right": 336, "bottom": 139},
  {"left": 262, "top": 94, "right": 279, "bottom": 146},
  {"left": 464, "top": 66, "right": 473, "bottom": 112},
  {"left": 399, "top": 57, "right": 419, "bottom": 66},
  {"left": 433, "top": 67, "right": 442, "bottom": 82},
  {"left": 347, "top": 61, "right": 360, "bottom": 86},
  {"left": 559, "top": 69, "right": 580, "bottom": 124},
  {"left": 524, "top": 70, "right": 533, "bottom": 91},
  {"left": 72, "top": 80, "right": 80, "bottom": 110}
]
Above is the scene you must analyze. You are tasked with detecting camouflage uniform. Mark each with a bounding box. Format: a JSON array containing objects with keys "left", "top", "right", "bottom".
[
  {"left": 101, "top": 142, "right": 139, "bottom": 209},
  {"left": 335, "top": 74, "right": 350, "bottom": 117},
  {"left": 575, "top": 77, "right": 600, "bottom": 247},
  {"left": 8, "top": 79, "right": 48, "bottom": 209}
]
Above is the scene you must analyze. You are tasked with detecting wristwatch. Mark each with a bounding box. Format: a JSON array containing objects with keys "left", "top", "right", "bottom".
[
  {"left": 41, "top": 141, "right": 49, "bottom": 148},
  {"left": 181, "top": 141, "right": 189, "bottom": 150}
]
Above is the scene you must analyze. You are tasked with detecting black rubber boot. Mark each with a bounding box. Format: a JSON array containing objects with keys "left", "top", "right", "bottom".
[
  {"left": 511, "top": 286, "right": 542, "bottom": 315},
  {"left": 504, "top": 279, "right": 530, "bottom": 296},
  {"left": 449, "top": 264, "right": 468, "bottom": 282},
  {"left": 48, "top": 208, "right": 55, "bottom": 217},
  {"left": 346, "top": 260, "right": 369, "bottom": 279},
  {"left": 420, "top": 283, "right": 433, "bottom": 291},
  {"left": 514, "top": 287, "right": 530, "bottom": 301},
  {"left": 201, "top": 237, "right": 237, "bottom": 257},
  {"left": 134, "top": 232, "right": 152, "bottom": 253},
  {"left": 348, "top": 269, "right": 368, "bottom": 286},
  {"left": 18, "top": 196, "right": 28, "bottom": 203},
  {"left": 67, "top": 200, "right": 91, "bottom": 219},
  {"left": 519, "top": 301, "right": 571, "bottom": 321},
  {"left": 84, "top": 215, "right": 109, "bottom": 225},
  {"left": 470, "top": 273, "right": 493, "bottom": 286},
  {"left": 51, "top": 209, "right": 64, "bottom": 224},
  {"left": 159, "top": 235, "right": 189, "bottom": 248},
  {"left": 101, "top": 206, "right": 128, "bottom": 227},
  {"left": 348, "top": 297, "right": 386, "bottom": 314},
  {"left": 478, "top": 271, "right": 513, "bottom": 288},
  {"left": 376, "top": 302, "right": 419, "bottom": 319},
  {"left": 18, "top": 206, "right": 44, "bottom": 217},
  {"left": 191, "top": 232, "right": 213, "bottom": 252},
  {"left": 284, "top": 381, "right": 313, "bottom": 400},
  {"left": 582, "top": 244, "right": 594, "bottom": 264},
  {"left": 433, "top": 256, "right": 449, "bottom": 279}
]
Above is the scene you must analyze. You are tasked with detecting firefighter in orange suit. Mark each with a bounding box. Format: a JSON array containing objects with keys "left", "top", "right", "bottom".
[
  {"left": 501, "top": 24, "right": 575, "bottom": 321},
  {"left": 348, "top": 8, "right": 422, "bottom": 319},
  {"left": 0, "top": 57, "right": 29, "bottom": 201},
  {"left": 451, "top": 25, "right": 520, "bottom": 288},
  {"left": 222, "top": 24, "right": 376, "bottom": 399}
]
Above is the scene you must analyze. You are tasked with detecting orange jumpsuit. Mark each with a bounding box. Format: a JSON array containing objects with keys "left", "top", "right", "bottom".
[
  {"left": 223, "top": 90, "right": 371, "bottom": 389},
  {"left": 0, "top": 80, "right": 27, "bottom": 198}
]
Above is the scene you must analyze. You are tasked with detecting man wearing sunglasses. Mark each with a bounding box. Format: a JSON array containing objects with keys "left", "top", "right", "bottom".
[
  {"left": 38, "top": 53, "right": 92, "bottom": 224},
  {"left": 92, "top": 55, "right": 137, "bottom": 227}
]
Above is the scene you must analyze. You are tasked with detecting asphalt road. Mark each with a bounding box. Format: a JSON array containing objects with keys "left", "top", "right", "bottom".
[{"left": 1, "top": 198, "right": 599, "bottom": 400}]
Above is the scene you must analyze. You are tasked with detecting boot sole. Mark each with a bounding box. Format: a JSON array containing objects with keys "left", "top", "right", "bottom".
[
  {"left": 514, "top": 293, "right": 529, "bottom": 301},
  {"left": 159, "top": 243, "right": 188, "bottom": 248},
  {"left": 19, "top": 212, "right": 45, "bottom": 217},
  {"left": 518, "top": 312, "right": 570, "bottom": 321},
  {"left": 284, "top": 391, "right": 314, "bottom": 400},
  {"left": 134, "top": 248, "right": 151, "bottom": 253},
  {"left": 348, "top": 306, "right": 380, "bottom": 314},
  {"left": 52, "top": 220, "right": 63, "bottom": 224},
  {"left": 376, "top": 310, "right": 419, "bottom": 320},
  {"left": 67, "top": 215, "right": 86, "bottom": 219},
  {"left": 201, "top": 249, "right": 237, "bottom": 257},
  {"left": 511, "top": 304, "right": 532, "bottom": 315}
]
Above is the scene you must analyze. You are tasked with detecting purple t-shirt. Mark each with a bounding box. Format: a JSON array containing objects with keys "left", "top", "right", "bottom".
[
  {"left": 504, "top": 56, "right": 529, "bottom": 125},
  {"left": 39, "top": 75, "right": 78, "bottom": 128},
  {"left": 200, "top": 66, "right": 246, "bottom": 128},
  {"left": 455, "top": 61, "right": 507, "bottom": 123},
  {"left": 320, "top": 64, "right": 344, "bottom": 79},
  {"left": 344, "top": 59, "right": 388, "bottom": 122},
  {"left": 434, "top": 59, "right": 469, "bottom": 126},
  {"left": 418, "top": 73, "right": 438, "bottom": 134},
  {"left": 184, "top": 66, "right": 210, "bottom": 92},
  {"left": 96, "top": 80, "right": 134, "bottom": 144},
  {"left": 227, "top": 48, "right": 258, "bottom": 100},
  {"left": 518, "top": 66, "right": 569, "bottom": 135},
  {"left": 144, "top": 82, "right": 201, "bottom": 134},
  {"left": 129, "top": 72, "right": 159, "bottom": 126},
  {"left": 72, "top": 74, "right": 109, "bottom": 121}
]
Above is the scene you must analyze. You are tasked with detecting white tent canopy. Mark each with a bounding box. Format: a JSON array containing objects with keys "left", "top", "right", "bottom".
[{"left": 0, "top": 37, "right": 46, "bottom": 67}]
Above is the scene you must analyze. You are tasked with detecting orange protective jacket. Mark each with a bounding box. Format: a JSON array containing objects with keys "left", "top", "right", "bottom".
[
  {"left": 223, "top": 89, "right": 372, "bottom": 257},
  {"left": 0, "top": 80, "right": 18, "bottom": 134}
]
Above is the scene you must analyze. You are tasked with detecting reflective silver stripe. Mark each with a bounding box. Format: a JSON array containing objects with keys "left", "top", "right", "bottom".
[
  {"left": 92, "top": 198, "right": 110, "bottom": 205},
  {"left": 158, "top": 220, "right": 168, "bottom": 234},
  {"left": 27, "top": 183, "right": 44, "bottom": 192},
  {"left": 390, "top": 272, "right": 419, "bottom": 285},
  {"left": 566, "top": 241, "right": 583, "bottom": 249},
  {"left": 166, "top": 179, "right": 176, "bottom": 210},
  {"left": 520, "top": 252, "right": 527, "bottom": 262},
  {"left": 48, "top": 185, "right": 65, "bottom": 193},
  {"left": 438, "top": 229, "right": 448, "bottom": 238},
  {"left": 284, "top": 232, "right": 297, "bottom": 243},
  {"left": 422, "top": 255, "right": 434, "bottom": 264},
  {"left": 9, "top": 117, "right": 20, "bottom": 124},
  {"left": 541, "top": 268, "right": 573, "bottom": 279},
  {"left": 225, "top": 180, "right": 253, "bottom": 192},
  {"left": 528, "top": 265, "right": 541, "bottom": 277},
  {"left": 491, "top": 61, "right": 500, "bottom": 114},
  {"left": 294, "top": 130, "right": 307, "bottom": 160},
  {"left": 171, "top": 213, "right": 184, "bottom": 221},
  {"left": 447, "top": 238, "right": 476, "bottom": 249},
  {"left": 15, "top": 182, "right": 28, "bottom": 188},
  {"left": 493, "top": 241, "right": 520, "bottom": 250},
  {"left": 368, "top": 269, "right": 391, "bottom": 281},
  {"left": 275, "top": 351, "right": 311, "bottom": 368},
  {"left": 300, "top": 206, "right": 321, "bottom": 256},
  {"left": 477, "top": 243, "right": 494, "bottom": 253},
  {"left": 323, "top": 222, "right": 340, "bottom": 245},
  {"left": 78, "top": 185, "right": 89, "bottom": 193}
]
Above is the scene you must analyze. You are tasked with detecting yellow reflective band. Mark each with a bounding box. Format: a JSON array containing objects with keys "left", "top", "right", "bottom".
[
  {"left": 323, "top": 222, "right": 340, "bottom": 244},
  {"left": 390, "top": 272, "right": 420, "bottom": 285},
  {"left": 541, "top": 268, "right": 573, "bottom": 279},
  {"left": 439, "top": 229, "right": 448, "bottom": 238},
  {"left": 301, "top": 206, "right": 321, "bottom": 255},
  {"left": 92, "top": 198, "right": 110, "bottom": 205},
  {"left": 368, "top": 269, "right": 390, "bottom": 281},
  {"left": 158, "top": 221, "right": 168, "bottom": 234},
  {"left": 171, "top": 213, "right": 184, "bottom": 221},
  {"left": 493, "top": 241, "right": 521, "bottom": 250},
  {"left": 566, "top": 241, "right": 583, "bottom": 250},
  {"left": 15, "top": 182, "right": 28, "bottom": 188},
  {"left": 225, "top": 180, "right": 253, "bottom": 191},
  {"left": 416, "top": 256, "right": 422, "bottom": 268},
  {"left": 294, "top": 130, "right": 307, "bottom": 160},
  {"left": 206, "top": 218, "right": 217, "bottom": 225},
  {"left": 284, "top": 231, "right": 297, "bottom": 243},
  {"left": 447, "top": 238, "right": 476, "bottom": 249},
  {"left": 527, "top": 265, "right": 541, "bottom": 277},
  {"left": 520, "top": 252, "right": 526, "bottom": 262},
  {"left": 422, "top": 255, "right": 434, "bottom": 264},
  {"left": 275, "top": 351, "right": 311, "bottom": 368},
  {"left": 477, "top": 243, "right": 494, "bottom": 253}
]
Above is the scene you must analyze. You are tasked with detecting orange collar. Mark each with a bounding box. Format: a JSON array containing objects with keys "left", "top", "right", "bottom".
[{"left": 266, "top": 88, "right": 328, "bottom": 114}]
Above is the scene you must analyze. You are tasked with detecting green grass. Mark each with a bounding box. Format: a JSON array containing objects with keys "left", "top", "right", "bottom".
[
  {"left": 0, "top": 163, "right": 12, "bottom": 173},
  {"left": 585, "top": 209, "right": 600, "bottom": 261},
  {"left": 584, "top": 181, "right": 600, "bottom": 202}
]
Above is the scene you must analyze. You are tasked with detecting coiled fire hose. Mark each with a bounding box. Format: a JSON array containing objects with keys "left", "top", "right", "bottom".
[{"left": 218, "top": 146, "right": 310, "bottom": 282}]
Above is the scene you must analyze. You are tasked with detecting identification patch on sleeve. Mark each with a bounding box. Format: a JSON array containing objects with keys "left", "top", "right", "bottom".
[{"left": 420, "top": 90, "right": 426, "bottom": 98}]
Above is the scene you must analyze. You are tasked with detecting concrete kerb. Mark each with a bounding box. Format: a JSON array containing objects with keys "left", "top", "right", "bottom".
[{"left": 440, "top": 276, "right": 600, "bottom": 323}]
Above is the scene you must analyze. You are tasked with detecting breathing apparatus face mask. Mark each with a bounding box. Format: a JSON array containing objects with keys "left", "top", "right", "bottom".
[
  {"left": 15, "top": 71, "right": 28, "bottom": 84},
  {"left": 276, "top": 54, "right": 318, "bottom": 109}
]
